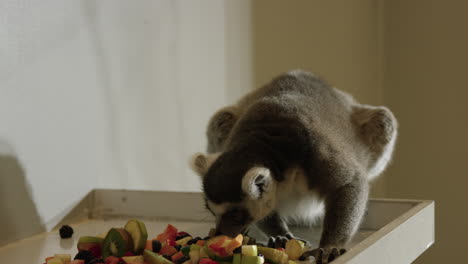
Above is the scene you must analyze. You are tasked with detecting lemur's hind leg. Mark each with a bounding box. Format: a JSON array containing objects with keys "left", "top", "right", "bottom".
[{"left": 206, "top": 106, "right": 239, "bottom": 153}]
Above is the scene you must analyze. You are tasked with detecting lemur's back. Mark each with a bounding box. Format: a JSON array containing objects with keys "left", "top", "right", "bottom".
[{"left": 230, "top": 71, "right": 363, "bottom": 184}]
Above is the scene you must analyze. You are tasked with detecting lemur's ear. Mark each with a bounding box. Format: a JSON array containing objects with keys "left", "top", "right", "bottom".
[
  {"left": 242, "top": 167, "right": 272, "bottom": 199},
  {"left": 352, "top": 105, "right": 398, "bottom": 146},
  {"left": 190, "top": 152, "right": 220, "bottom": 177}
]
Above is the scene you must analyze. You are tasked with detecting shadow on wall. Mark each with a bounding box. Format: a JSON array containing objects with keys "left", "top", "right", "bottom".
[{"left": 0, "top": 140, "right": 45, "bottom": 246}]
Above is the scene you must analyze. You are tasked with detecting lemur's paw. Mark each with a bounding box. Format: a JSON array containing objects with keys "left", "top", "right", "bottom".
[
  {"left": 267, "top": 233, "right": 311, "bottom": 248},
  {"left": 300, "top": 247, "right": 346, "bottom": 264}
]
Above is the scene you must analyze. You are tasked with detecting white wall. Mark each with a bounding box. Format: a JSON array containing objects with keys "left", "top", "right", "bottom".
[{"left": 0, "top": 0, "right": 253, "bottom": 244}]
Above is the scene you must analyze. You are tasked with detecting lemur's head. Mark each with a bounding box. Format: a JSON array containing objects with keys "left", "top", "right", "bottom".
[{"left": 190, "top": 152, "right": 277, "bottom": 237}]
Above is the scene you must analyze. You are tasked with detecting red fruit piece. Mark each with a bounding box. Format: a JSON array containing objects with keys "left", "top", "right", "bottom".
[
  {"left": 166, "top": 239, "right": 177, "bottom": 246},
  {"left": 89, "top": 245, "right": 102, "bottom": 257},
  {"left": 70, "top": 260, "right": 85, "bottom": 264},
  {"left": 160, "top": 245, "right": 177, "bottom": 256},
  {"left": 171, "top": 251, "right": 184, "bottom": 261},
  {"left": 199, "top": 259, "right": 219, "bottom": 264},
  {"left": 124, "top": 251, "right": 135, "bottom": 256},
  {"left": 209, "top": 244, "right": 228, "bottom": 257},
  {"left": 196, "top": 240, "right": 205, "bottom": 247},
  {"left": 105, "top": 256, "right": 120, "bottom": 264},
  {"left": 155, "top": 224, "right": 178, "bottom": 243}
]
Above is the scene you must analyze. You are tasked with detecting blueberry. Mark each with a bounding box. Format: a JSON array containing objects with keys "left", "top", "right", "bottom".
[
  {"left": 152, "top": 240, "right": 162, "bottom": 253},
  {"left": 59, "top": 225, "right": 74, "bottom": 238},
  {"left": 87, "top": 258, "right": 104, "bottom": 264},
  {"left": 74, "top": 250, "right": 94, "bottom": 263},
  {"left": 175, "top": 256, "right": 190, "bottom": 264},
  {"left": 187, "top": 237, "right": 201, "bottom": 245}
]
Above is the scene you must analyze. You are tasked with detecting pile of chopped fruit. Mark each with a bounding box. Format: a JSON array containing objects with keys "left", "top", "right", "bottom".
[{"left": 43, "top": 220, "right": 310, "bottom": 264}]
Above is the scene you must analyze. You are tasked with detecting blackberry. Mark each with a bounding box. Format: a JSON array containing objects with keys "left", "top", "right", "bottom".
[
  {"left": 174, "top": 245, "right": 182, "bottom": 251},
  {"left": 175, "top": 256, "right": 190, "bottom": 264},
  {"left": 87, "top": 258, "right": 104, "bottom": 264},
  {"left": 163, "top": 255, "right": 172, "bottom": 260},
  {"left": 233, "top": 247, "right": 241, "bottom": 254},
  {"left": 187, "top": 236, "right": 201, "bottom": 245},
  {"left": 59, "top": 225, "right": 74, "bottom": 238},
  {"left": 203, "top": 236, "right": 211, "bottom": 240},
  {"left": 74, "top": 250, "right": 94, "bottom": 263},
  {"left": 176, "top": 233, "right": 190, "bottom": 240},
  {"left": 152, "top": 240, "right": 162, "bottom": 253}
]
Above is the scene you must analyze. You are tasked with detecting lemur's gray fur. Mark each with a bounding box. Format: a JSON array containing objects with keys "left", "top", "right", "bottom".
[{"left": 191, "top": 70, "right": 397, "bottom": 263}]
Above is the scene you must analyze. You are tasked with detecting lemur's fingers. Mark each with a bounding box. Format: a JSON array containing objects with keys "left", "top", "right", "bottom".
[
  {"left": 267, "top": 237, "right": 276, "bottom": 248},
  {"left": 300, "top": 247, "right": 346, "bottom": 264},
  {"left": 284, "top": 233, "right": 311, "bottom": 247},
  {"left": 274, "top": 236, "right": 288, "bottom": 248}
]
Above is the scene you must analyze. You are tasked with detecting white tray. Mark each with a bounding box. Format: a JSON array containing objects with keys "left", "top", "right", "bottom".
[{"left": 0, "top": 190, "right": 434, "bottom": 264}]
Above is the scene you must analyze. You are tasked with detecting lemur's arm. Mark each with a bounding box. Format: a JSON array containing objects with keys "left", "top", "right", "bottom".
[
  {"left": 256, "top": 211, "right": 290, "bottom": 236},
  {"left": 301, "top": 177, "right": 369, "bottom": 264},
  {"left": 320, "top": 177, "right": 369, "bottom": 247}
]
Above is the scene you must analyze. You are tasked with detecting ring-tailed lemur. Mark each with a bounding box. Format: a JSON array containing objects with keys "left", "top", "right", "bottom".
[{"left": 190, "top": 70, "right": 397, "bottom": 264}]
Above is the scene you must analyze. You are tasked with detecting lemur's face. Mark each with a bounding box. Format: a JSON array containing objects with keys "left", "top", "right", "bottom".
[{"left": 191, "top": 153, "right": 277, "bottom": 237}]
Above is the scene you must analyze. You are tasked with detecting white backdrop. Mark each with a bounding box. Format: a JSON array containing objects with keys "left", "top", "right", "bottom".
[{"left": 0, "top": 0, "right": 252, "bottom": 241}]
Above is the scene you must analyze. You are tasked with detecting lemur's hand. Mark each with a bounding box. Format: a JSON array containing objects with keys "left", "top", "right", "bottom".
[
  {"left": 267, "top": 233, "right": 311, "bottom": 248},
  {"left": 300, "top": 247, "right": 346, "bottom": 264}
]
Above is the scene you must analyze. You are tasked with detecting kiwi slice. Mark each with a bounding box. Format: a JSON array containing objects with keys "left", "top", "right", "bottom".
[
  {"left": 124, "top": 219, "right": 148, "bottom": 254},
  {"left": 102, "top": 228, "right": 129, "bottom": 258}
]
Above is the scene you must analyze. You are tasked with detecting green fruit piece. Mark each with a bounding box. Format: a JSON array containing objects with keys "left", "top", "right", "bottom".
[
  {"left": 190, "top": 244, "right": 201, "bottom": 251},
  {"left": 257, "top": 247, "right": 288, "bottom": 264},
  {"left": 233, "top": 253, "right": 241, "bottom": 264},
  {"left": 144, "top": 249, "right": 174, "bottom": 264},
  {"left": 46, "top": 258, "right": 63, "bottom": 264},
  {"left": 124, "top": 219, "right": 148, "bottom": 254},
  {"left": 241, "top": 256, "right": 264, "bottom": 264},
  {"left": 241, "top": 246, "right": 258, "bottom": 257},
  {"left": 122, "top": 255, "right": 145, "bottom": 263},
  {"left": 77, "top": 236, "right": 104, "bottom": 251},
  {"left": 102, "top": 228, "right": 129, "bottom": 258},
  {"left": 288, "top": 261, "right": 297, "bottom": 264},
  {"left": 189, "top": 250, "right": 200, "bottom": 264},
  {"left": 200, "top": 247, "right": 209, "bottom": 258},
  {"left": 54, "top": 254, "right": 71, "bottom": 263},
  {"left": 176, "top": 236, "right": 193, "bottom": 245},
  {"left": 181, "top": 245, "right": 191, "bottom": 256}
]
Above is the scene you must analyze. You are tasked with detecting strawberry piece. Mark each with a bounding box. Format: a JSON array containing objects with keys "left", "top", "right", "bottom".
[
  {"left": 160, "top": 245, "right": 177, "bottom": 256},
  {"left": 209, "top": 244, "right": 228, "bottom": 257},
  {"left": 166, "top": 239, "right": 177, "bottom": 246},
  {"left": 171, "top": 251, "right": 184, "bottom": 261},
  {"left": 156, "top": 224, "right": 178, "bottom": 243}
]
